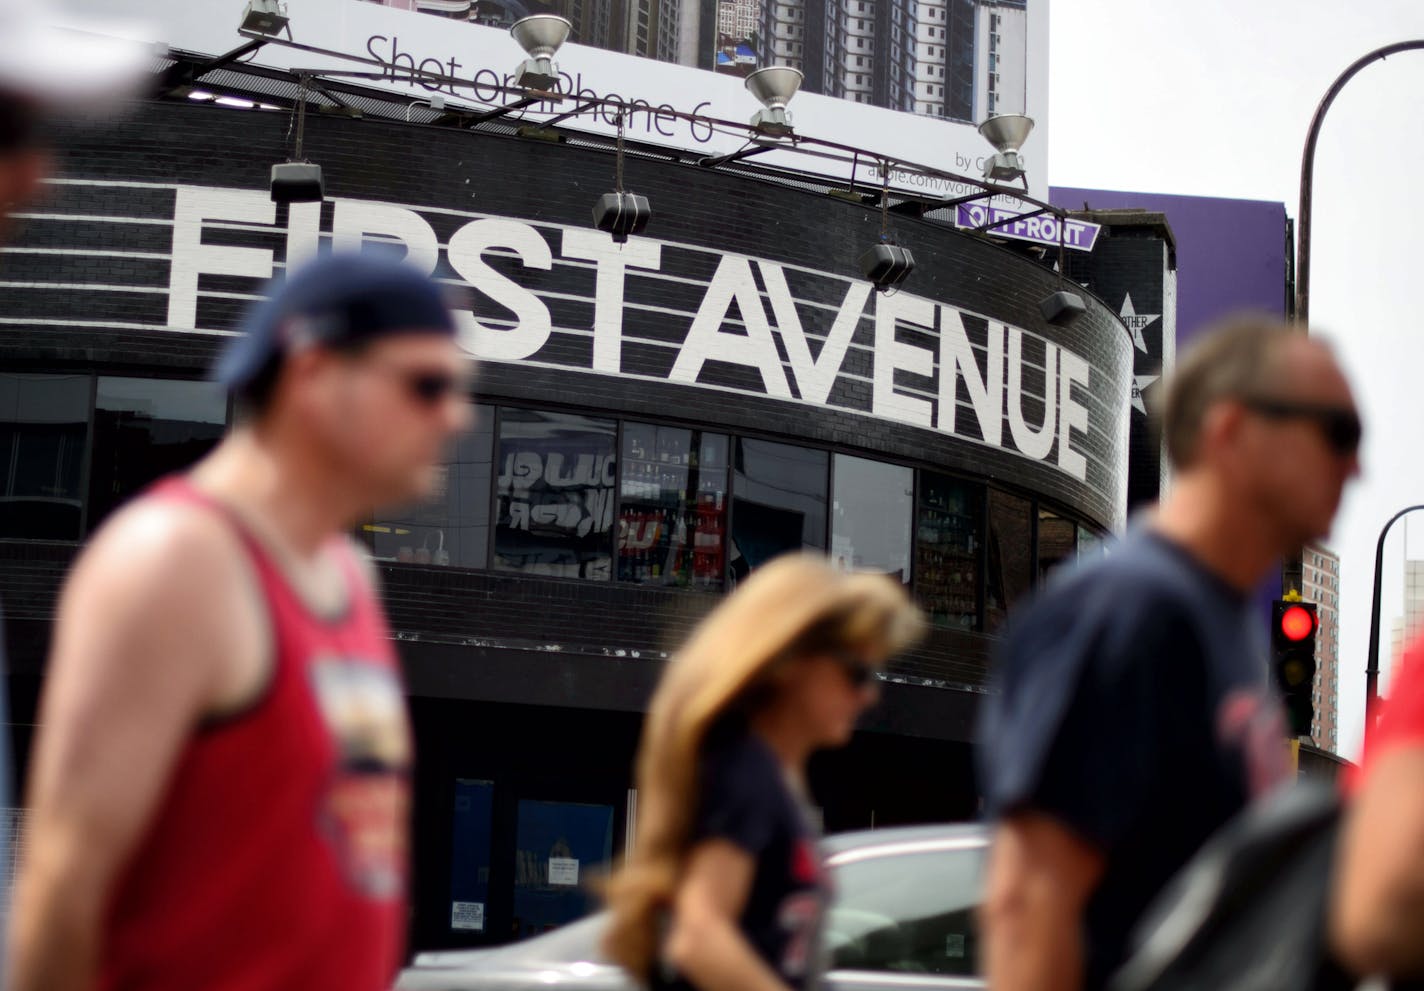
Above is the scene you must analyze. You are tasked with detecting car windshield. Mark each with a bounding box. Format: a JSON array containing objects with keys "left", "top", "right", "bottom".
[{"left": 825, "top": 840, "right": 985, "bottom": 978}]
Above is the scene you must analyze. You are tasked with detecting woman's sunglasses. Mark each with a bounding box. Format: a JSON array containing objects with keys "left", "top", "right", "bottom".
[{"left": 831, "top": 651, "right": 878, "bottom": 688}]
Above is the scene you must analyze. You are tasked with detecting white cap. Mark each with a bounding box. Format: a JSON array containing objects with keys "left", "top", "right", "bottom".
[{"left": 0, "top": 0, "right": 154, "bottom": 109}]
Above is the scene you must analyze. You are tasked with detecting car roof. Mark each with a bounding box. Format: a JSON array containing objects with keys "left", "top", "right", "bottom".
[{"left": 821, "top": 821, "right": 989, "bottom": 856}]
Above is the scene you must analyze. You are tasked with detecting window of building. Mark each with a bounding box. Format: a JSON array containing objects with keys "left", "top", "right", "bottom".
[
  {"left": 1036, "top": 509, "right": 1077, "bottom": 580},
  {"left": 618, "top": 424, "right": 728, "bottom": 589},
  {"left": 510, "top": 798, "right": 614, "bottom": 939},
  {"left": 86, "top": 376, "right": 227, "bottom": 533},
  {"left": 915, "top": 471, "right": 982, "bottom": 630},
  {"left": 984, "top": 490, "right": 1032, "bottom": 632},
  {"left": 832, "top": 455, "right": 912, "bottom": 582},
  {"left": 0, "top": 372, "right": 91, "bottom": 540},
  {"left": 729, "top": 437, "right": 827, "bottom": 583},
  {"left": 494, "top": 408, "right": 617, "bottom": 581},
  {"left": 365, "top": 402, "right": 493, "bottom": 568},
  {"left": 1077, "top": 525, "right": 1107, "bottom": 561}
]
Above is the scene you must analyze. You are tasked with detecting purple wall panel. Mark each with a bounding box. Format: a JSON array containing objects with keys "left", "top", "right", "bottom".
[{"left": 1051, "top": 186, "right": 1289, "bottom": 345}]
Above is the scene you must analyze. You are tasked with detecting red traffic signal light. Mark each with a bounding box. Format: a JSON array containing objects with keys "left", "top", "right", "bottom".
[{"left": 1279, "top": 604, "right": 1317, "bottom": 642}]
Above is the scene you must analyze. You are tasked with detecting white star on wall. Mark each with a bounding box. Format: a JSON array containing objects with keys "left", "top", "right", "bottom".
[
  {"left": 1132, "top": 374, "right": 1160, "bottom": 415},
  {"left": 1120, "top": 293, "right": 1161, "bottom": 354}
]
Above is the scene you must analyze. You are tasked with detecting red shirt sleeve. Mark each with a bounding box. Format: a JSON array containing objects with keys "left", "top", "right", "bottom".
[{"left": 1347, "top": 635, "right": 1424, "bottom": 794}]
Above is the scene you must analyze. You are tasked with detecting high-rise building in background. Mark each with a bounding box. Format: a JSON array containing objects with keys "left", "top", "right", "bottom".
[
  {"left": 1390, "top": 555, "right": 1424, "bottom": 668},
  {"left": 366, "top": 0, "right": 683, "bottom": 62},
  {"left": 1303, "top": 544, "right": 1341, "bottom": 754},
  {"left": 972, "top": 0, "right": 1025, "bottom": 118},
  {"left": 759, "top": 0, "right": 1024, "bottom": 116}
]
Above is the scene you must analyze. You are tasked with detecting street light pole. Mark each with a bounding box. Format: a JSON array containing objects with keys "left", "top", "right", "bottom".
[
  {"left": 1366, "top": 505, "right": 1424, "bottom": 723},
  {"left": 1296, "top": 40, "right": 1424, "bottom": 326}
]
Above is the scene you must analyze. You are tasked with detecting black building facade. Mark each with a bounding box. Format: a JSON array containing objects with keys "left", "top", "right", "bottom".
[
  {"left": 0, "top": 75, "right": 1131, "bottom": 954},
  {"left": 1063, "top": 210, "right": 1176, "bottom": 514}
]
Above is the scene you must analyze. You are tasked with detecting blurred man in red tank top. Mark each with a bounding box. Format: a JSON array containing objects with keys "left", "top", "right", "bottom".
[{"left": 7, "top": 252, "right": 472, "bottom": 991}]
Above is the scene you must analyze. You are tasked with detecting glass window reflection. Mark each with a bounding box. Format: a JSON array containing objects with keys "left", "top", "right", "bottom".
[
  {"left": 915, "top": 472, "right": 982, "bottom": 630},
  {"left": 1078, "top": 525, "right": 1107, "bottom": 562},
  {"left": 729, "top": 438, "right": 828, "bottom": 583},
  {"left": 984, "top": 489, "right": 1032, "bottom": 633},
  {"left": 618, "top": 424, "right": 727, "bottom": 589},
  {"left": 495, "top": 408, "right": 616, "bottom": 581},
  {"left": 87, "top": 377, "right": 227, "bottom": 532},
  {"left": 366, "top": 403, "right": 493, "bottom": 568},
  {"left": 832, "top": 455, "right": 912, "bottom": 582},
  {"left": 1036, "top": 508, "right": 1077, "bottom": 581},
  {"left": 827, "top": 843, "right": 985, "bottom": 976},
  {"left": 0, "top": 373, "right": 90, "bottom": 540}
]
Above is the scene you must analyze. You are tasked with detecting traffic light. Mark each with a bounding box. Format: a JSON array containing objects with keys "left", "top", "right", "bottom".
[{"left": 1271, "top": 599, "right": 1319, "bottom": 737}]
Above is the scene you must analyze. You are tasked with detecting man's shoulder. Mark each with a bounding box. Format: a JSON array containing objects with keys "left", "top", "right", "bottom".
[
  {"left": 997, "top": 535, "right": 1212, "bottom": 690},
  {"left": 68, "top": 492, "right": 255, "bottom": 613},
  {"left": 1023, "top": 534, "right": 1203, "bottom": 627},
  {"left": 700, "top": 730, "right": 783, "bottom": 801}
]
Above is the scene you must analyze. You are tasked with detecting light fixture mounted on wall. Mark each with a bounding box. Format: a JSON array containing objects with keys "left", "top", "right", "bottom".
[
  {"left": 270, "top": 74, "right": 324, "bottom": 204},
  {"left": 859, "top": 163, "right": 915, "bottom": 293},
  {"left": 745, "top": 66, "right": 804, "bottom": 137},
  {"left": 1039, "top": 289, "right": 1085, "bottom": 326},
  {"left": 592, "top": 110, "right": 651, "bottom": 243},
  {"left": 240, "top": 0, "right": 290, "bottom": 37},
  {"left": 509, "top": 15, "right": 571, "bottom": 92},
  {"left": 977, "top": 113, "right": 1034, "bottom": 185}
]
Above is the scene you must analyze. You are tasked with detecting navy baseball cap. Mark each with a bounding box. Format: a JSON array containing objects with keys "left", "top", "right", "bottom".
[{"left": 216, "top": 253, "right": 459, "bottom": 394}]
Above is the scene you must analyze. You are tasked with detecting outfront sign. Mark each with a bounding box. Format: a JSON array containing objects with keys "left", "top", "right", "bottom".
[{"left": 954, "top": 203, "right": 1101, "bottom": 252}]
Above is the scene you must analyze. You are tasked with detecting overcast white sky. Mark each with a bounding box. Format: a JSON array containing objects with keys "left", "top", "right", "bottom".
[{"left": 1046, "top": 0, "right": 1424, "bottom": 759}]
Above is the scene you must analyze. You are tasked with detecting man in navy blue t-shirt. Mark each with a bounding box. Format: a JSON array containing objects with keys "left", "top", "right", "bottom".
[{"left": 977, "top": 317, "right": 1362, "bottom": 991}]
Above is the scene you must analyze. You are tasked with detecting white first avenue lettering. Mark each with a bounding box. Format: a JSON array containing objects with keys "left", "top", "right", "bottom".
[{"left": 167, "top": 185, "right": 1102, "bottom": 484}]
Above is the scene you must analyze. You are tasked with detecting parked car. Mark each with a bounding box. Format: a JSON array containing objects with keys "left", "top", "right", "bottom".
[{"left": 399, "top": 823, "right": 988, "bottom": 991}]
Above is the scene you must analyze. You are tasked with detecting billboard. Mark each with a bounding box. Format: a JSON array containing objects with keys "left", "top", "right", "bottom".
[
  {"left": 66, "top": 0, "right": 1050, "bottom": 199},
  {"left": 1050, "top": 187, "right": 1289, "bottom": 346}
]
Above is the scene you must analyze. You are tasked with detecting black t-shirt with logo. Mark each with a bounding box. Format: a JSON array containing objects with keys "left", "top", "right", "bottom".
[
  {"left": 661, "top": 728, "right": 829, "bottom": 991},
  {"left": 976, "top": 530, "right": 1288, "bottom": 990}
]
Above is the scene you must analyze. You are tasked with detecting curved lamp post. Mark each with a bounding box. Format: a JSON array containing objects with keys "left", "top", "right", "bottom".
[
  {"left": 1297, "top": 43, "right": 1424, "bottom": 730},
  {"left": 1366, "top": 505, "right": 1424, "bottom": 722},
  {"left": 1297, "top": 40, "right": 1424, "bottom": 325}
]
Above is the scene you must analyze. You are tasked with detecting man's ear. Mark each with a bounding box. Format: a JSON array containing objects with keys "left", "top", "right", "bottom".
[
  {"left": 0, "top": 149, "right": 48, "bottom": 212},
  {"left": 1197, "top": 400, "right": 1246, "bottom": 464}
]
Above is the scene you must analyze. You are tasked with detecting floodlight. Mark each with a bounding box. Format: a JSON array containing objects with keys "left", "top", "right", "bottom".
[
  {"left": 593, "top": 193, "right": 652, "bottom": 243},
  {"left": 270, "top": 75, "right": 322, "bottom": 204},
  {"left": 510, "top": 15, "right": 571, "bottom": 91},
  {"left": 240, "top": 0, "right": 289, "bottom": 36},
  {"left": 591, "top": 111, "right": 651, "bottom": 242},
  {"left": 745, "top": 66, "right": 803, "bottom": 136},
  {"left": 270, "top": 162, "right": 323, "bottom": 203},
  {"left": 1039, "top": 290, "right": 1085, "bottom": 326},
  {"left": 859, "top": 243, "right": 915, "bottom": 293},
  {"left": 978, "top": 113, "right": 1034, "bottom": 183}
]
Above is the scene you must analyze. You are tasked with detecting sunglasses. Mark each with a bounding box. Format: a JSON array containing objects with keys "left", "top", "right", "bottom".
[
  {"left": 369, "top": 364, "right": 465, "bottom": 407},
  {"left": 831, "top": 651, "right": 878, "bottom": 689},
  {"left": 1241, "top": 398, "right": 1362, "bottom": 457}
]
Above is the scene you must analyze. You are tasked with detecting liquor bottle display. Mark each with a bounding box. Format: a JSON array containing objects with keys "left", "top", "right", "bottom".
[
  {"left": 617, "top": 425, "right": 728, "bottom": 588},
  {"left": 914, "top": 472, "right": 982, "bottom": 629}
]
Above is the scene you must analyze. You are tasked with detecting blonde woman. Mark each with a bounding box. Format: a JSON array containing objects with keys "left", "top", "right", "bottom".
[{"left": 604, "top": 554, "right": 924, "bottom": 991}]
